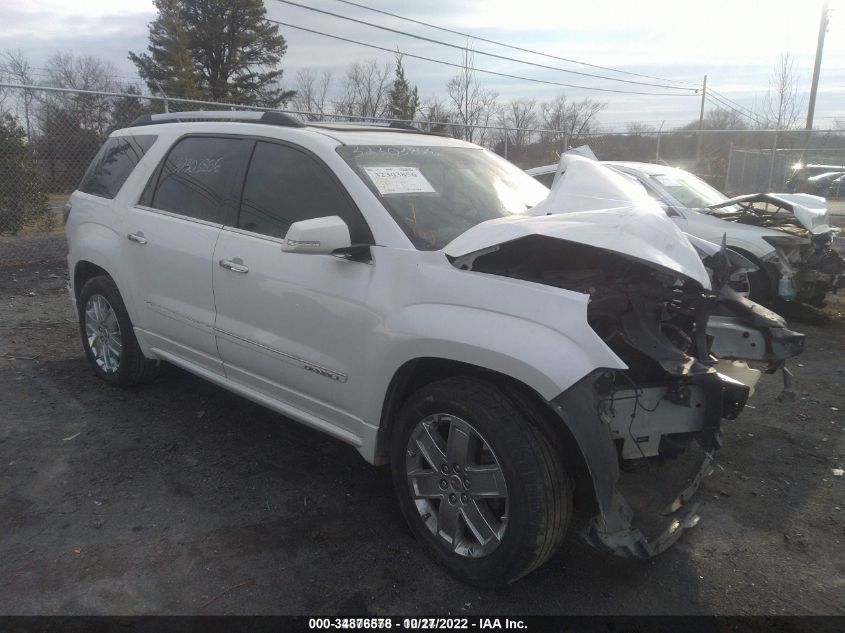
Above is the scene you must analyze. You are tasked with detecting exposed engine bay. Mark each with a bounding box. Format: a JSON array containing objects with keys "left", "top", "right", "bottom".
[
  {"left": 709, "top": 193, "right": 844, "bottom": 302},
  {"left": 450, "top": 233, "right": 805, "bottom": 557},
  {"left": 760, "top": 231, "right": 844, "bottom": 303}
]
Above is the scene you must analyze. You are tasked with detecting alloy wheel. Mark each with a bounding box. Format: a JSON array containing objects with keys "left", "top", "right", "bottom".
[
  {"left": 405, "top": 413, "right": 509, "bottom": 558},
  {"left": 84, "top": 294, "right": 122, "bottom": 374}
]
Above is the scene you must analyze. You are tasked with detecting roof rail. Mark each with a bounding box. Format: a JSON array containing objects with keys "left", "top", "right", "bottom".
[
  {"left": 387, "top": 121, "right": 420, "bottom": 131},
  {"left": 127, "top": 110, "right": 305, "bottom": 128},
  {"left": 307, "top": 121, "right": 448, "bottom": 137}
]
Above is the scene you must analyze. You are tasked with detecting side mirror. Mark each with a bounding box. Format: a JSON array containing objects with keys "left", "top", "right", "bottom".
[{"left": 281, "top": 216, "right": 351, "bottom": 254}]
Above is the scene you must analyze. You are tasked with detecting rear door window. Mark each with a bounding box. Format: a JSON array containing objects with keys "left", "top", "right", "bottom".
[
  {"left": 146, "top": 136, "right": 244, "bottom": 224},
  {"left": 79, "top": 135, "right": 157, "bottom": 199}
]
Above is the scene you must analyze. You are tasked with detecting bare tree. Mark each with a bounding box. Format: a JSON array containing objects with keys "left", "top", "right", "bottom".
[
  {"left": 758, "top": 52, "right": 804, "bottom": 130},
  {"left": 446, "top": 47, "right": 498, "bottom": 143},
  {"left": 39, "top": 52, "right": 121, "bottom": 136},
  {"left": 22, "top": 53, "right": 125, "bottom": 192},
  {"left": 292, "top": 69, "right": 333, "bottom": 120},
  {"left": 625, "top": 122, "right": 655, "bottom": 135},
  {"left": 420, "top": 96, "right": 451, "bottom": 134},
  {"left": 603, "top": 122, "right": 658, "bottom": 162},
  {"left": 703, "top": 107, "right": 748, "bottom": 131},
  {"left": 474, "top": 92, "right": 500, "bottom": 147},
  {"left": 540, "top": 94, "right": 605, "bottom": 145},
  {"left": 334, "top": 59, "right": 392, "bottom": 120},
  {"left": 45, "top": 52, "right": 119, "bottom": 93},
  {"left": 498, "top": 98, "right": 538, "bottom": 149},
  {"left": 0, "top": 50, "right": 36, "bottom": 136}
]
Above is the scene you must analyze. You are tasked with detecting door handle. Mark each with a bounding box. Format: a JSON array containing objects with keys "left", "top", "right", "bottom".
[
  {"left": 127, "top": 232, "right": 147, "bottom": 245},
  {"left": 219, "top": 258, "right": 249, "bottom": 274}
]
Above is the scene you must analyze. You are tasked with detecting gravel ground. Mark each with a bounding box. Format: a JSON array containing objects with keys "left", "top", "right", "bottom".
[
  {"left": 0, "top": 234, "right": 68, "bottom": 266},
  {"left": 0, "top": 261, "right": 843, "bottom": 615}
]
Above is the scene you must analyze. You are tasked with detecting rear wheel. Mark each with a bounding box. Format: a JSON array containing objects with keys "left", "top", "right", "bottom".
[
  {"left": 78, "top": 275, "right": 159, "bottom": 387},
  {"left": 390, "top": 377, "right": 571, "bottom": 587}
]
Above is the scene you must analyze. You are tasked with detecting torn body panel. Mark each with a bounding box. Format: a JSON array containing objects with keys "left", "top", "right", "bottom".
[
  {"left": 708, "top": 192, "right": 832, "bottom": 236},
  {"left": 706, "top": 194, "right": 845, "bottom": 301},
  {"left": 449, "top": 225, "right": 804, "bottom": 559},
  {"left": 552, "top": 371, "right": 732, "bottom": 559}
]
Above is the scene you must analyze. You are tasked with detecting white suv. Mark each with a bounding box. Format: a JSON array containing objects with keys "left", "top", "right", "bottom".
[{"left": 66, "top": 112, "right": 803, "bottom": 586}]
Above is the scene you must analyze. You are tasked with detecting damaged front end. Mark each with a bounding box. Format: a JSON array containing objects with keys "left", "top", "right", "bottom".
[
  {"left": 709, "top": 193, "right": 845, "bottom": 302},
  {"left": 758, "top": 232, "right": 845, "bottom": 303},
  {"left": 450, "top": 233, "right": 804, "bottom": 559}
]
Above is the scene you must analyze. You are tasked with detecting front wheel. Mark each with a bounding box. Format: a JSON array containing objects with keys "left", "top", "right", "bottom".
[{"left": 390, "top": 377, "right": 571, "bottom": 587}]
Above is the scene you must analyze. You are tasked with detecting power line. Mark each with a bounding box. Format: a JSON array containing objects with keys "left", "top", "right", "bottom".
[
  {"left": 269, "top": 19, "right": 699, "bottom": 96},
  {"left": 707, "top": 87, "right": 759, "bottom": 120},
  {"left": 271, "top": 0, "right": 696, "bottom": 92},
  {"left": 706, "top": 93, "right": 759, "bottom": 124},
  {"left": 328, "top": 0, "right": 699, "bottom": 87},
  {"left": 706, "top": 92, "right": 750, "bottom": 119},
  {"left": 705, "top": 93, "right": 761, "bottom": 125}
]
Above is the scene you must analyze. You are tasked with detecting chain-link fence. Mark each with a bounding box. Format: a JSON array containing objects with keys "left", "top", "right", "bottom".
[
  {"left": 725, "top": 146, "right": 845, "bottom": 195},
  {"left": 1, "top": 82, "right": 843, "bottom": 265}
]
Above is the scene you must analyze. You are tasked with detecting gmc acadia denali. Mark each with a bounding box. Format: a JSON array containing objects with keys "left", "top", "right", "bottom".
[{"left": 66, "top": 111, "right": 803, "bottom": 586}]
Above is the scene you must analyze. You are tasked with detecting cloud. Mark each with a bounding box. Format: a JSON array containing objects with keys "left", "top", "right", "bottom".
[{"left": 2, "top": 0, "right": 842, "bottom": 126}]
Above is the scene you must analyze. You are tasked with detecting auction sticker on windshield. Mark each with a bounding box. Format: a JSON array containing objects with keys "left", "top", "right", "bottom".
[{"left": 363, "top": 166, "right": 436, "bottom": 195}]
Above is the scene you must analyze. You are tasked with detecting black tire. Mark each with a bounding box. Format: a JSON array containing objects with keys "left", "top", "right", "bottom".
[
  {"left": 746, "top": 267, "right": 774, "bottom": 306},
  {"left": 390, "top": 377, "right": 571, "bottom": 587},
  {"left": 78, "top": 275, "right": 159, "bottom": 387},
  {"left": 805, "top": 293, "right": 827, "bottom": 308}
]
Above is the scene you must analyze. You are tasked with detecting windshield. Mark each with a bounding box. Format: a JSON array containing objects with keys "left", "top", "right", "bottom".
[
  {"left": 338, "top": 145, "right": 549, "bottom": 250},
  {"left": 647, "top": 169, "right": 739, "bottom": 214}
]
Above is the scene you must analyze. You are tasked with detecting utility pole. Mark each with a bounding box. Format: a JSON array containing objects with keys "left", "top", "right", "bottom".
[
  {"left": 655, "top": 120, "right": 664, "bottom": 163},
  {"left": 696, "top": 74, "right": 707, "bottom": 165},
  {"left": 23, "top": 91, "right": 31, "bottom": 141},
  {"left": 806, "top": 2, "right": 829, "bottom": 130}
]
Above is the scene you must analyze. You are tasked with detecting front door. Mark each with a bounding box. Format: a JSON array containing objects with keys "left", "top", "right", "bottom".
[{"left": 211, "top": 140, "right": 377, "bottom": 438}]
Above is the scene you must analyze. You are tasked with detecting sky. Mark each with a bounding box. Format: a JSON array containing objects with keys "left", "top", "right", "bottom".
[{"left": 1, "top": 0, "right": 842, "bottom": 130}]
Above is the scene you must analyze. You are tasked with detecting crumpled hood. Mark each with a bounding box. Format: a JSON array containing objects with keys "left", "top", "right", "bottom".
[
  {"left": 529, "top": 150, "right": 655, "bottom": 215},
  {"left": 444, "top": 156, "right": 711, "bottom": 289},
  {"left": 708, "top": 192, "right": 833, "bottom": 235}
]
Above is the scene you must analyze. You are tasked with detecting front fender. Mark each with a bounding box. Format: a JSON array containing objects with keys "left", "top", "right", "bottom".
[
  {"left": 381, "top": 302, "right": 626, "bottom": 402},
  {"left": 725, "top": 237, "right": 776, "bottom": 261}
]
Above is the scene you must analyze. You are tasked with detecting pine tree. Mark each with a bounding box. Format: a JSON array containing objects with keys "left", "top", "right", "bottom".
[
  {"left": 129, "top": 0, "right": 295, "bottom": 107},
  {"left": 0, "top": 115, "right": 51, "bottom": 234},
  {"left": 387, "top": 54, "right": 419, "bottom": 122}
]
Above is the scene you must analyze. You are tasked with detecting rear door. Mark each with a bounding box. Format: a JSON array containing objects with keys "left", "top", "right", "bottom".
[
  {"left": 124, "top": 135, "right": 248, "bottom": 375},
  {"left": 212, "top": 140, "right": 377, "bottom": 437}
]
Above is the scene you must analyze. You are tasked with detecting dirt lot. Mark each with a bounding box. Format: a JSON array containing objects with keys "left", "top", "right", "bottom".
[{"left": 0, "top": 261, "right": 843, "bottom": 615}]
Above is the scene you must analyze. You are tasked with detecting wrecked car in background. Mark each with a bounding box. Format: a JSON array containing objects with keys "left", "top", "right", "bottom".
[
  {"left": 527, "top": 158, "right": 845, "bottom": 306},
  {"left": 786, "top": 163, "right": 845, "bottom": 195}
]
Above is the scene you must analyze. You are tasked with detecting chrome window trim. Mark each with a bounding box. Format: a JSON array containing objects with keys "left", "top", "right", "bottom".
[{"left": 132, "top": 205, "right": 224, "bottom": 230}]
